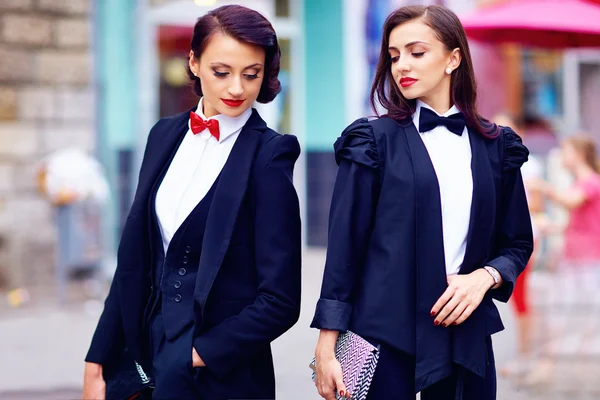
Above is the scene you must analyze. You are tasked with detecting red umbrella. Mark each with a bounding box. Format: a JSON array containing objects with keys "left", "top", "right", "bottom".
[{"left": 460, "top": 0, "right": 600, "bottom": 48}]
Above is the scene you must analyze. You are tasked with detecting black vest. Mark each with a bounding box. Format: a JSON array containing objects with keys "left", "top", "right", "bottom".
[
  {"left": 152, "top": 177, "right": 219, "bottom": 340},
  {"left": 144, "top": 133, "right": 220, "bottom": 340}
]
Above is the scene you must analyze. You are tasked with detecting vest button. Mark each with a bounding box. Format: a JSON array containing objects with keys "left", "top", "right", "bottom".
[
  {"left": 178, "top": 268, "right": 186, "bottom": 276},
  {"left": 174, "top": 294, "right": 182, "bottom": 303},
  {"left": 174, "top": 280, "right": 182, "bottom": 289},
  {"left": 185, "top": 246, "right": 191, "bottom": 254},
  {"left": 183, "top": 256, "right": 189, "bottom": 264}
]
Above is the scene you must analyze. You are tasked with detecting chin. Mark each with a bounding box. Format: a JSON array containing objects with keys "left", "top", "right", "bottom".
[
  {"left": 218, "top": 104, "right": 251, "bottom": 118},
  {"left": 398, "top": 87, "right": 422, "bottom": 100}
]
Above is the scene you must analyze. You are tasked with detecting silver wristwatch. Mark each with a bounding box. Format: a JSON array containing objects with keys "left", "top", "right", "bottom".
[{"left": 483, "top": 266, "right": 501, "bottom": 286}]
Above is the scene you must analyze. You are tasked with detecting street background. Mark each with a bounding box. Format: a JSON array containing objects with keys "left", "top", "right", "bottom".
[
  {"left": 1, "top": 249, "right": 599, "bottom": 399},
  {"left": 1, "top": 0, "right": 600, "bottom": 398}
]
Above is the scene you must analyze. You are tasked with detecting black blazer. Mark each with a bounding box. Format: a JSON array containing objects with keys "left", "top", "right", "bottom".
[
  {"left": 86, "top": 108, "right": 302, "bottom": 398},
  {"left": 311, "top": 116, "right": 533, "bottom": 392}
]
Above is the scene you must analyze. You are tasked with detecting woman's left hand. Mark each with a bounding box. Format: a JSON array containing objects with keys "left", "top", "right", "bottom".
[
  {"left": 430, "top": 269, "right": 495, "bottom": 327},
  {"left": 192, "top": 347, "right": 206, "bottom": 367}
]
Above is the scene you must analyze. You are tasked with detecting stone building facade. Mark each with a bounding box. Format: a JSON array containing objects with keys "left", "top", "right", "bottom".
[{"left": 0, "top": 0, "right": 94, "bottom": 288}]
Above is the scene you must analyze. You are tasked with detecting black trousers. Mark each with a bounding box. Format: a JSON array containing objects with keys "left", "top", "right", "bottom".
[
  {"left": 149, "top": 313, "right": 201, "bottom": 400},
  {"left": 366, "top": 337, "right": 496, "bottom": 400}
]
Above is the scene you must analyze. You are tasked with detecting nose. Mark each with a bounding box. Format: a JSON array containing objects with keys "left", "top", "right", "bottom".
[
  {"left": 228, "top": 77, "right": 244, "bottom": 98},
  {"left": 395, "top": 58, "right": 410, "bottom": 75}
]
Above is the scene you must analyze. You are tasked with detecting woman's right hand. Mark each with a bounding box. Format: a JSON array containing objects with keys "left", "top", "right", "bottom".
[
  {"left": 82, "top": 362, "right": 105, "bottom": 400},
  {"left": 315, "top": 329, "right": 349, "bottom": 399},
  {"left": 315, "top": 354, "right": 348, "bottom": 399}
]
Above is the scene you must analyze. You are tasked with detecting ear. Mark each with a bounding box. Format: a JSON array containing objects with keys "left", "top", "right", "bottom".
[
  {"left": 189, "top": 50, "right": 199, "bottom": 76},
  {"left": 447, "top": 48, "right": 461, "bottom": 72}
]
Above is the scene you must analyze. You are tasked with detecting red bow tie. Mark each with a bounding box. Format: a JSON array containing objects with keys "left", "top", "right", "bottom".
[{"left": 190, "top": 111, "right": 220, "bottom": 141}]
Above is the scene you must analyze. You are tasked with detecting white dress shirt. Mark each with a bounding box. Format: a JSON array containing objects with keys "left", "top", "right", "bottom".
[
  {"left": 412, "top": 100, "right": 473, "bottom": 275},
  {"left": 155, "top": 98, "right": 252, "bottom": 253}
]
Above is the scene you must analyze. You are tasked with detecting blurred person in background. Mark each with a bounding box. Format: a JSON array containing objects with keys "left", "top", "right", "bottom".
[
  {"left": 311, "top": 5, "right": 533, "bottom": 400},
  {"left": 532, "top": 135, "right": 600, "bottom": 303},
  {"left": 37, "top": 149, "right": 110, "bottom": 302},
  {"left": 82, "top": 5, "right": 302, "bottom": 400},
  {"left": 493, "top": 113, "right": 547, "bottom": 378}
]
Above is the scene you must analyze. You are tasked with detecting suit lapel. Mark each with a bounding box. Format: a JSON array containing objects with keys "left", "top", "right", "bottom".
[
  {"left": 461, "top": 128, "right": 495, "bottom": 272},
  {"left": 452, "top": 130, "right": 494, "bottom": 378},
  {"left": 131, "top": 110, "right": 191, "bottom": 216},
  {"left": 194, "top": 110, "right": 265, "bottom": 312},
  {"left": 115, "top": 109, "right": 191, "bottom": 363},
  {"left": 402, "top": 120, "right": 453, "bottom": 390}
]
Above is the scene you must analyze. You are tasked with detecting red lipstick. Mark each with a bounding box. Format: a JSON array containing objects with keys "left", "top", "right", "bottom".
[
  {"left": 221, "top": 99, "right": 245, "bottom": 107},
  {"left": 399, "top": 77, "right": 418, "bottom": 88}
]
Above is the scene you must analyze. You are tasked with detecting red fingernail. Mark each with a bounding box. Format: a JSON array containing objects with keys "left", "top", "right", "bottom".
[
  {"left": 340, "top": 390, "right": 345, "bottom": 397},
  {"left": 442, "top": 322, "right": 448, "bottom": 327},
  {"left": 434, "top": 320, "right": 440, "bottom": 326},
  {"left": 430, "top": 311, "right": 436, "bottom": 316},
  {"left": 452, "top": 322, "right": 457, "bottom": 326}
]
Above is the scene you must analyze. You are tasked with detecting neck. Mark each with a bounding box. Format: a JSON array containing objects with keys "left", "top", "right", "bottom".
[
  {"left": 420, "top": 80, "right": 453, "bottom": 115},
  {"left": 202, "top": 99, "right": 220, "bottom": 118},
  {"left": 574, "top": 164, "right": 595, "bottom": 179},
  {"left": 419, "top": 96, "right": 453, "bottom": 115}
]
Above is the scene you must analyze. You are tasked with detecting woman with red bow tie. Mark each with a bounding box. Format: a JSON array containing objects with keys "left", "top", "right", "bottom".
[{"left": 82, "top": 5, "right": 302, "bottom": 400}]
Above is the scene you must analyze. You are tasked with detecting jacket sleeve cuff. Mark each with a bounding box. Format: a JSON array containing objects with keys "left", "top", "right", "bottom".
[
  {"left": 310, "top": 299, "right": 352, "bottom": 331},
  {"left": 486, "top": 256, "right": 517, "bottom": 303}
]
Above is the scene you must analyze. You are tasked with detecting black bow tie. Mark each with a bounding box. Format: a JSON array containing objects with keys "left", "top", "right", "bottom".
[{"left": 418, "top": 107, "right": 465, "bottom": 136}]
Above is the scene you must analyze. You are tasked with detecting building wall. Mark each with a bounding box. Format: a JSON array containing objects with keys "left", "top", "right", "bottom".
[{"left": 0, "top": 0, "right": 94, "bottom": 288}]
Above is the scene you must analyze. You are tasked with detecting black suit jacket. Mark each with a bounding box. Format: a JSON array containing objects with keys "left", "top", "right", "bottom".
[
  {"left": 86, "top": 108, "right": 302, "bottom": 398},
  {"left": 311, "top": 116, "right": 533, "bottom": 392}
]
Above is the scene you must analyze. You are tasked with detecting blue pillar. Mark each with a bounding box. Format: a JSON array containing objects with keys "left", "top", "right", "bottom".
[
  {"left": 304, "top": 0, "right": 345, "bottom": 151},
  {"left": 95, "top": 0, "right": 137, "bottom": 257},
  {"left": 304, "top": 0, "right": 345, "bottom": 245}
]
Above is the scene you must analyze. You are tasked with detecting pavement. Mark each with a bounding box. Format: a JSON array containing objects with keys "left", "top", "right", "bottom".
[{"left": 0, "top": 248, "right": 599, "bottom": 399}]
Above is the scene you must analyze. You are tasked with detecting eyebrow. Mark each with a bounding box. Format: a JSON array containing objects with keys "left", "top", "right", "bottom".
[
  {"left": 209, "top": 62, "right": 264, "bottom": 69},
  {"left": 388, "top": 41, "right": 430, "bottom": 51}
]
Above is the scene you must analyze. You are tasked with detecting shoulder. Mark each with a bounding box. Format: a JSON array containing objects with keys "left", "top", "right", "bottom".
[
  {"left": 338, "top": 115, "right": 399, "bottom": 139},
  {"left": 576, "top": 174, "right": 600, "bottom": 197},
  {"left": 498, "top": 125, "right": 530, "bottom": 172},
  {"left": 147, "top": 108, "right": 191, "bottom": 142},
  {"left": 333, "top": 116, "right": 398, "bottom": 168},
  {"left": 255, "top": 127, "right": 300, "bottom": 169},
  {"left": 484, "top": 125, "right": 530, "bottom": 172}
]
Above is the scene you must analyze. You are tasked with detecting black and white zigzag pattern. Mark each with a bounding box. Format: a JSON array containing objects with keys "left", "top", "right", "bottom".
[{"left": 311, "top": 331, "right": 380, "bottom": 400}]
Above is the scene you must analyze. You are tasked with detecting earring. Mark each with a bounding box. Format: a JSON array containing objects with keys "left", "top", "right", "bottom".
[
  {"left": 193, "top": 71, "right": 197, "bottom": 77},
  {"left": 446, "top": 68, "right": 452, "bottom": 75}
]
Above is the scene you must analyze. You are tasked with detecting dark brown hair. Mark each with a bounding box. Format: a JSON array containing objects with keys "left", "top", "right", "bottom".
[
  {"left": 186, "top": 5, "right": 281, "bottom": 103},
  {"left": 564, "top": 135, "right": 600, "bottom": 173},
  {"left": 370, "top": 5, "right": 497, "bottom": 137}
]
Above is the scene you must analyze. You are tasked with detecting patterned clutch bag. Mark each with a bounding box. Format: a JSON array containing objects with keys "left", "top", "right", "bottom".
[{"left": 310, "top": 331, "right": 380, "bottom": 400}]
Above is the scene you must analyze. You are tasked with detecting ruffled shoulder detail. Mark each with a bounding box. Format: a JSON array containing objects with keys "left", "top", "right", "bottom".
[
  {"left": 502, "top": 126, "right": 529, "bottom": 172},
  {"left": 333, "top": 118, "right": 379, "bottom": 169}
]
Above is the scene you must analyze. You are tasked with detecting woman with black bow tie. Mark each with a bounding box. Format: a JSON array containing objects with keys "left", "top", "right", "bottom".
[{"left": 311, "top": 5, "right": 533, "bottom": 400}]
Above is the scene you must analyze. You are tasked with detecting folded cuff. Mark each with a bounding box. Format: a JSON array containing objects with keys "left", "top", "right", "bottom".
[
  {"left": 486, "top": 256, "right": 517, "bottom": 303},
  {"left": 310, "top": 298, "right": 352, "bottom": 331}
]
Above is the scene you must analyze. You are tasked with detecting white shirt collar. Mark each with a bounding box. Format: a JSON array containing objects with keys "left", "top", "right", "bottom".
[
  {"left": 191, "top": 97, "right": 252, "bottom": 142},
  {"left": 412, "top": 99, "right": 461, "bottom": 132}
]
